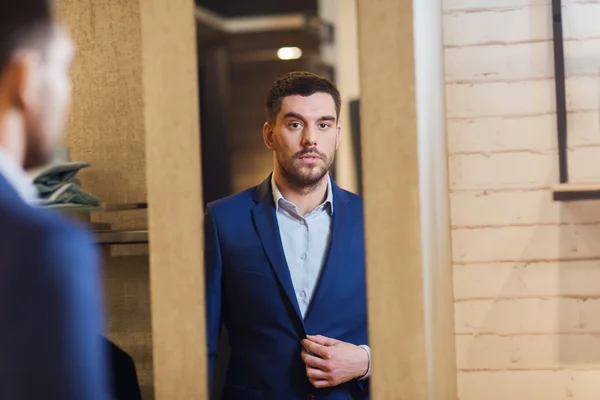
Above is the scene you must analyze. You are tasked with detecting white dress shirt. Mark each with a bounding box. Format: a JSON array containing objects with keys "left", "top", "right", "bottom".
[{"left": 271, "top": 174, "right": 371, "bottom": 379}]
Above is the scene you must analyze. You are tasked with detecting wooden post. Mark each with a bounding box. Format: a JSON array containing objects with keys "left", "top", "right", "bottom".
[
  {"left": 357, "top": 0, "right": 458, "bottom": 398},
  {"left": 140, "top": 0, "right": 206, "bottom": 398}
]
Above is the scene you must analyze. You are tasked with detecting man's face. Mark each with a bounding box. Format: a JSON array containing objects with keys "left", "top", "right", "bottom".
[
  {"left": 23, "top": 27, "right": 74, "bottom": 169},
  {"left": 264, "top": 93, "right": 340, "bottom": 188}
]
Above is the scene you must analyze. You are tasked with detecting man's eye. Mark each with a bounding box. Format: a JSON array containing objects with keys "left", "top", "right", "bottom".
[
  {"left": 319, "top": 123, "right": 330, "bottom": 129},
  {"left": 290, "top": 123, "right": 302, "bottom": 129}
]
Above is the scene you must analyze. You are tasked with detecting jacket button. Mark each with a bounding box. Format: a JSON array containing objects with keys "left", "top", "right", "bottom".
[{"left": 308, "top": 394, "right": 316, "bottom": 400}]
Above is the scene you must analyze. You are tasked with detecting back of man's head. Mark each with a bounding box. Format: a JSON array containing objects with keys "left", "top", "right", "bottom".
[
  {"left": 0, "top": 0, "right": 76, "bottom": 170},
  {"left": 0, "top": 0, "right": 55, "bottom": 74}
]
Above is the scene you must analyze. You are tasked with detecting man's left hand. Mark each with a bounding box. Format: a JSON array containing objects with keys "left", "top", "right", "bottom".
[{"left": 300, "top": 334, "right": 368, "bottom": 388}]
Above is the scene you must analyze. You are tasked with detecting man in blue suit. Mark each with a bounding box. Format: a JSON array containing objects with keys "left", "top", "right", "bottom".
[
  {"left": 205, "top": 72, "right": 370, "bottom": 399},
  {"left": 0, "top": 2, "right": 110, "bottom": 399}
]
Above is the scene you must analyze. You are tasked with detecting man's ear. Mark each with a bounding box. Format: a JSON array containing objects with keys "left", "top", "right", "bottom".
[
  {"left": 2, "top": 53, "right": 40, "bottom": 111},
  {"left": 335, "top": 123, "right": 342, "bottom": 151},
  {"left": 263, "top": 121, "right": 276, "bottom": 151}
]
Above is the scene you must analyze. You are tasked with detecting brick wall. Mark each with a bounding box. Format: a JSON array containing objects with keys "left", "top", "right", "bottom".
[{"left": 443, "top": 0, "right": 600, "bottom": 398}]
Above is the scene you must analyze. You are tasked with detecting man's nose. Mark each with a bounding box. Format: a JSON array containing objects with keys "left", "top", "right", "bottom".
[{"left": 301, "top": 127, "right": 317, "bottom": 146}]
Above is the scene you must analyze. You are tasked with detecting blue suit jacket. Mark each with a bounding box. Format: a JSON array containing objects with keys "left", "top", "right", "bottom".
[
  {"left": 0, "top": 174, "right": 109, "bottom": 399},
  {"left": 205, "top": 176, "right": 370, "bottom": 400}
]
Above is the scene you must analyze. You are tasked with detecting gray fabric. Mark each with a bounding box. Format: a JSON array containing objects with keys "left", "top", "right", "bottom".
[
  {"left": 30, "top": 161, "right": 101, "bottom": 208},
  {"left": 31, "top": 162, "right": 91, "bottom": 194},
  {"left": 35, "top": 183, "right": 101, "bottom": 208}
]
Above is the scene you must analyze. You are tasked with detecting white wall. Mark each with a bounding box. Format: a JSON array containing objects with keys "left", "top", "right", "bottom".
[{"left": 444, "top": 0, "right": 600, "bottom": 398}]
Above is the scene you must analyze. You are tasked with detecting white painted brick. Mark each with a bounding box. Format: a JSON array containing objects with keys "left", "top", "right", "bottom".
[
  {"left": 452, "top": 224, "right": 600, "bottom": 263},
  {"left": 570, "top": 111, "right": 600, "bottom": 146},
  {"left": 447, "top": 115, "right": 556, "bottom": 153},
  {"left": 443, "top": 0, "right": 595, "bottom": 12},
  {"left": 450, "top": 190, "right": 600, "bottom": 226},
  {"left": 449, "top": 146, "right": 600, "bottom": 190},
  {"left": 447, "top": 77, "right": 600, "bottom": 118},
  {"left": 443, "top": 7, "right": 551, "bottom": 47},
  {"left": 453, "top": 261, "right": 600, "bottom": 299},
  {"left": 444, "top": 4, "right": 600, "bottom": 47},
  {"left": 446, "top": 112, "right": 600, "bottom": 154},
  {"left": 450, "top": 190, "right": 555, "bottom": 226},
  {"left": 568, "top": 76, "right": 600, "bottom": 112},
  {"left": 455, "top": 298, "right": 600, "bottom": 334},
  {"left": 562, "top": 39, "right": 600, "bottom": 76},
  {"left": 569, "top": 145, "right": 600, "bottom": 183},
  {"left": 445, "top": 39, "right": 600, "bottom": 82},
  {"left": 444, "top": 0, "right": 549, "bottom": 13},
  {"left": 456, "top": 334, "right": 600, "bottom": 369},
  {"left": 566, "top": 3, "right": 600, "bottom": 40},
  {"left": 449, "top": 152, "right": 556, "bottom": 190},
  {"left": 458, "top": 371, "right": 600, "bottom": 400},
  {"left": 443, "top": 0, "right": 600, "bottom": 395},
  {"left": 446, "top": 80, "right": 555, "bottom": 118},
  {"left": 445, "top": 42, "right": 554, "bottom": 82}
]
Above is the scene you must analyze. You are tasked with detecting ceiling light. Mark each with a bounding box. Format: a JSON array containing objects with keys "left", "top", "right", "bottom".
[{"left": 277, "top": 47, "right": 302, "bottom": 60}]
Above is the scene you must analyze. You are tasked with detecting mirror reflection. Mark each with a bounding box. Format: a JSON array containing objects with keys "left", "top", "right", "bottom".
[
  {"left": 196, "top": 1, "right": 368, "bottom": 399},
  {"left": 0, "top": 0, "right": 365, "bottom": 399}
]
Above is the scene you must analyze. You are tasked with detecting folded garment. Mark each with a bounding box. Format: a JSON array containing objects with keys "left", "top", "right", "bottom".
[
  {"left": 30, "top": 161, "right": 91, "bottom": 195},
  {"left": 35, "top": 182, "right": 102, "bottom": 208}
]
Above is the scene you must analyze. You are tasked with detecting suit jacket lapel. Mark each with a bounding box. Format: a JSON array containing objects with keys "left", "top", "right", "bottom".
[
  {"left": 252, "top": 177, "right": 305, "bottom": 325},
  {"left": 304, "top": 181, "right": 353, "bottom": 320}
]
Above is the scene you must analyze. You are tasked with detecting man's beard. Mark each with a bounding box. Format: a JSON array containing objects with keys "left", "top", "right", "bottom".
[{"left": 276, "top": 147, "right": 333, "bottom": 189}]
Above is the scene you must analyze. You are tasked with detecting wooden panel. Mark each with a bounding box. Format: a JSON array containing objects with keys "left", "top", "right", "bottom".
[
  {"left": 57, "top": 1, "right": 154, "bottom": 394},
  {"left": 140, "top": 0, "right": 206, "bottom": 398},
  {"left": 357, "top": 0, "right": 427, "bottom": 395},
  {"left": 357, "top": 0, "right": 457, "bottom": 398},
  {"left": 58, "top": 0, "right": 146, "bottom": 232}
]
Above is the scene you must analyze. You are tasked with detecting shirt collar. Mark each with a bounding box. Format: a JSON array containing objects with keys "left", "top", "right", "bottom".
[
  {"left": 0, "top": 147, "right": 38, "bottom": 205},
  {"left": 271, "top": 173, "right": 334, "bottom": 215}
]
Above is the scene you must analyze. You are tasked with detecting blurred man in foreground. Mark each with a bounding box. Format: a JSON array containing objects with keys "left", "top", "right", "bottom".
[{"left": 0, "top": 1, "right": 109, "bottom": 399}]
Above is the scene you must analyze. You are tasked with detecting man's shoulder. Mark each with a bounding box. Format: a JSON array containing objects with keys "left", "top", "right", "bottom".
[
  {"left": 206, "top": 185, "right": 258, "bottom": 214},
  {"left": 338, "top": 187, "right": 364, "bottom": 209},
  {"left": 342, "top": 188, "right": 363, "bottom": 203},
  {"left": 0, "top": 198, "right": 93, "bottom": 252},
  {"left": 0, "top": 202, "right": 98, "bottom": 298},
  {"left": 0, "top": 202, "right": 100, "bottom": 316}
]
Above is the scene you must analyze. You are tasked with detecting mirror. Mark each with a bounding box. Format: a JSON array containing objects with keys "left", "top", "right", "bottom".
[
  {"left": 52, "top": 1, "right": 365, "bottom": 399},
  {"left": 195, "top": 1, "right": 367, "bottom": 399}
]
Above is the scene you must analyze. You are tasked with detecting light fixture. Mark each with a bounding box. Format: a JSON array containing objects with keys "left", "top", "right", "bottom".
[{"left": 277, "top": 47, "right": 302, "bottom": 60}]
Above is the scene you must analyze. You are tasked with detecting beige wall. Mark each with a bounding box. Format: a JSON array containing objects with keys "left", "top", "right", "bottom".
[
  {"left": 57, "top": 1, "right": 153, "bottom": 398},
  {"left": 445, "top": 0, "right": 600, "bottom": 398},
  {"left": 58, "top": 0, "right": 147, "bottom": 231}
]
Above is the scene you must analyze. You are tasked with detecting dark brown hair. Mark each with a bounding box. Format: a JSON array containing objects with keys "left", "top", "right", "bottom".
[
  {"left": 0, "top": 0, "right": 55, "bottom": 75},
  {"left": 265, "top": 71, "right": 341, "bottom": 124}
]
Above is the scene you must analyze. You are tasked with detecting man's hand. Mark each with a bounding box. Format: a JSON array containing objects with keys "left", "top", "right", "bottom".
[{"left": 300, "top": 334, "right": 368, "bottom": 388}]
